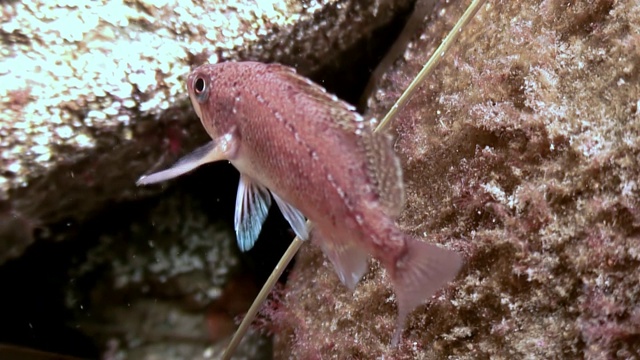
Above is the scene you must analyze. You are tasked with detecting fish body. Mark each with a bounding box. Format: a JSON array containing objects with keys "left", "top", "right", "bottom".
[{"left": 138, "top": 61, "right": 462, "bottom": 344}]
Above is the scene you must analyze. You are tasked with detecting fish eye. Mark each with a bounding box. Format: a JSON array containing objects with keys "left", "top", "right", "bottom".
[{"left": 193, "top": 77, "right": 208, "bottom": 102}]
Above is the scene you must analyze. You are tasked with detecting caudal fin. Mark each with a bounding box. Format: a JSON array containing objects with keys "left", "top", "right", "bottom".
[{"left": 390, "top": 237, "right": 462, "bottom": 346}]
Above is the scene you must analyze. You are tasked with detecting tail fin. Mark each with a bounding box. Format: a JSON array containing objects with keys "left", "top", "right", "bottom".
[{"left": 390, "top": 237, "right": 463, "bottom": 346}]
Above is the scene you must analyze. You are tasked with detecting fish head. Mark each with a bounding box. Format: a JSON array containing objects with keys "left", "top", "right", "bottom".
[
  {"left": 187, "top": 63, "right": 238, "bottom": 140},
  {"left": 136, "top": 63, "right": 243, "bottom": 186}
]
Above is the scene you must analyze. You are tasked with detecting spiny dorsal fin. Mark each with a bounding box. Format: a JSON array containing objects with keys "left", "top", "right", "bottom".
[
  {"left": 360, "top": 129, "right": 405, "bottom": 217},
  {"left": 270, "top": 64, "right": 405, "bottom": 216}
]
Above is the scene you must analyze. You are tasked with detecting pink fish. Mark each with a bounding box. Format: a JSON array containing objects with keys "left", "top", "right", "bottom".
[{"left": 137, "top": 61, "right": 462, "bottom": 344}]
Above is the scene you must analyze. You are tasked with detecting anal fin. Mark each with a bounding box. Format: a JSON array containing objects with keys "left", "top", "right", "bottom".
[{"left": 315, "top": 230, "right": 369, "bottom": 290}]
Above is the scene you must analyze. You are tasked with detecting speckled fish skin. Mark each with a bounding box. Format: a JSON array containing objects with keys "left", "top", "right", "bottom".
[
  {"left": 143, "top": 61, "right": 463, "bottom": 345},
  {"left": 189, "top": 62, "right": 394, "bottom": 241}
]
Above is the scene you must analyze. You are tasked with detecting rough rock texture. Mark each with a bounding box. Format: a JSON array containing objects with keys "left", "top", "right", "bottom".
[
  {"left": 0, "top": 0, "right": 411, "bottom": 264},
  {"left": 274, "top": 0, "right": 640, "bottom": 358}
]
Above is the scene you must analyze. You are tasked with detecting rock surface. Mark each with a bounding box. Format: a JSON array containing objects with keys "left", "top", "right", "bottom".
[
  {"left": 1, "top": 0, "right": 418, "bottom": 359},
  {"left": 0, "top": 0, "right": 411, "bottom": 264},
  {"left": 275, "top": 0, "right": 640, "bottom": 358}
]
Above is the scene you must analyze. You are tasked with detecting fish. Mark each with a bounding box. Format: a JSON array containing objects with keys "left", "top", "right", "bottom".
[{"left": 137, "top": 61, "right": 462, "bottom": 345}]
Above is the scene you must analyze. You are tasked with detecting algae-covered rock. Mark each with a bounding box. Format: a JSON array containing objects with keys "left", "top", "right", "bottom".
[
  {"left": 276, "top": 0, "right": 640, "bottom": 358},
  {"left": 0, "top": 0, "right": 411, "bottom": 264}
]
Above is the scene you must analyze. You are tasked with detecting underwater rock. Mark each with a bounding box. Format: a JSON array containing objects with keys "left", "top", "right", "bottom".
[
  {"left": 0, "top": 0, "right": 411, "bottom": 263},
  {"left": 276, "top": 0, "right": 640, "bottom": 358}
]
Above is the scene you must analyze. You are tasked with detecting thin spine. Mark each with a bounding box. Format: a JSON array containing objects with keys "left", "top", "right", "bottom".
[
  {"left": 376, "top": 0, "right": 488, "bottom": 133},
  {"left": 221, "top": 236, "right": 305, "bottom": 360},
  {"left": 221, "top": 0, "right": 487, "bottom": 357}
]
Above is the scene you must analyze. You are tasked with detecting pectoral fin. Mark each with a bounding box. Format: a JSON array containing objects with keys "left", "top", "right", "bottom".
[
  {"left": 271, "top": 192, "right": 308, "bottom": 240},
  {"left": 234, "top": 175, "right": 272, "bottom": 252},
  {"left": 137, "top": 139, "right": 231, "bottom": 185}
]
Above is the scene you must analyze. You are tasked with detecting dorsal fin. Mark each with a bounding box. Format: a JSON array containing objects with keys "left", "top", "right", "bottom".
[
  {"left": 360, "top": 129, "right": 405, "bottom": 217},
  {"left": 269, "top": 64, "right": 405, "bottom": 216}
]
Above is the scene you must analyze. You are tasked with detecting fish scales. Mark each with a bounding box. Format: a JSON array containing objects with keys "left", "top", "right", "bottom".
[
  {"left": 227, "top": 64, "right": 384, "bottom": 237},
  {"left": 137, "top": 61, "right": 462, "bottom": 345},
  {"left": 237, "top": 65, "right": 410, "bottom": 262}
]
